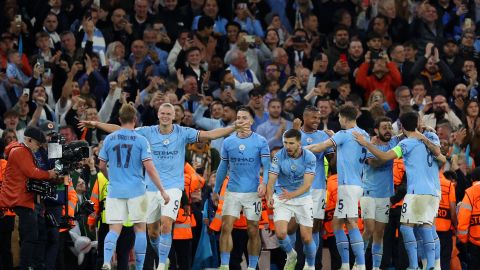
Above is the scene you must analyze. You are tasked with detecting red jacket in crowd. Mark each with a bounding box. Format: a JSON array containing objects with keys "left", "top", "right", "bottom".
[{"left": 355, "top": 61, "right": 402, "bottom": 110}]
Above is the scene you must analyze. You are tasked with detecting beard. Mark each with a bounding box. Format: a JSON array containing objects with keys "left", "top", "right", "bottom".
[{"left": 378, "top": 133, "right": 391, "bottom": 142}]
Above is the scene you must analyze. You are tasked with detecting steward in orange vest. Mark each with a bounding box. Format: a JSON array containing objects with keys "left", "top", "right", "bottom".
[
  {"left": 457, "top": 168, "right": 480, "bottom": 269},
  {"left": 435, "top": 172, "right": 457, "bottom": 270}
]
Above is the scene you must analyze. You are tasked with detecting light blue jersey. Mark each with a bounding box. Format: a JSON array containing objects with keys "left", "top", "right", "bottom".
[
  {"left": 269, "top": 147, "right": 316, "bottom": 198},
  {"left": 393, "top": 132, "right": 440, "bottom": 196},
  {"left": 330, "top": 127, "right": 369, "bottom": 186},
  {"left": 135, "top": 124, "right": 199, "bottom": 191},
  {"left": 99, "top": 129, "right": 151, "bottom": 199},
  {"left": 220, "top": 132, "right": 270, "bottom": 193},
  {"left": 363, "top": 137, "right": 400, "bottom": 198},
  {"left": 300, "top": 129, "right": 334, "bottom": 190}
]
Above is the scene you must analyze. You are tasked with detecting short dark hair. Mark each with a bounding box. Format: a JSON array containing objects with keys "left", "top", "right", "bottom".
[
  {"left": 303, "top": 105, "right": 319, "bottom": 115},
  {"left": 338, "top": 104, "right": 358, "bottom": 121},
  {"left": 283, "top": 129, "right": 301, "bottom": 141},
  {"left": 374, "top": 116, "right": 392, "bottom": 129},
  {"left": 198, "top": 16, "right": 214, "bottom": 31},
  {"left": 399, "top": 111, "right": 419, "bottom": 131},
  {"left": 268, "top": 98, "right": 282, "bottom": 107},
  {"left": 223, "top": 102, "right": 238, "bottom": 112},
  {"left": 225, "top": 21, "right": 241, "bottom": 32},
  {"left": 345, "top": 94, "right": 363, "bottom": 107},
  {"left": 237, "top": 105, "right": 255, "bottom": 118}
]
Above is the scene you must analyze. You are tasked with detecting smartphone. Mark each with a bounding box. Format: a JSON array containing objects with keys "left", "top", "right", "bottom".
[
  {"left": 339, "top": 53, "right": 347, "bottom": 63},
  {"left": 15, "top": 15, "right": 21, "bottom": 24},
  {"left": 326, "top": 81, "right": 340, "bottom": 89},
  {"left": 244, "top": 35, "right": 255, "bottom": 43},
  {"left": 238, "top": 3, "right": 247, "bottom": 9},
  {"left": 292, "top": 36, "right": 306, "bottom": 43},
  {"left": 45, "top": 68, "right": 52, "bottom": 77},
  {"left": 23, "top": 88, "right": 30, "bottom": 97},
  {"left": 88, "top": 146, "right": 93, "bottom": 157},
  {"left": 37, "top": 58, "right": 45, "bottom": 69}
]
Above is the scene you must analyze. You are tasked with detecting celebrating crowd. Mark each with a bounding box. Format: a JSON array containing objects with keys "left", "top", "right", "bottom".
[{"left": 0, "top": 0, "right": 480, "bottom": 270}]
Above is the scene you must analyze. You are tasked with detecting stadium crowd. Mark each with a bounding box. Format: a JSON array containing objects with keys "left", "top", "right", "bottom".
[{"left": 0, "top": 0, "right": 479, "bottom": 270}]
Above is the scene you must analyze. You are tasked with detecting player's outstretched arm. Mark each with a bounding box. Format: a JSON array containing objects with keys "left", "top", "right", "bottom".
[
  {"left": 78, "top": 120, "right": 121, "bottom": 133},
  {"left": 305, "top": 138, "right": 334, "bottom": 153},
  {"left": 354, "top": 132, "right": 397, "bottom": 162},
  {"left": 144, "top": 159, "right": 170, "bottom": 204}
]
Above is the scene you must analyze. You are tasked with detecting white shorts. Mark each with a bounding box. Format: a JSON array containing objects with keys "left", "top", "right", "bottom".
[
  {"left": 106, "top": 194, "right": 148, "bottom": 224},
  {"left": 312, "top": 189, "right": 326, "bottom": 220},
  {"left": 146, "top": 191, "right": 162, "bottom": 224},
  {"left": 273, "top": 195, "right": 313, "bottom": 227},
  {"left": 334, "top": 185, "right": 363, "bottom": 219},
  {"left": 222, "top": 191, "right": 261, "bottom": 221},
  {"left": 360, "top": 197, "right": 390, "bottom": 223},
  {"left": 159, "top": 188, "right": 183, "bottom": 220},
  {"left": 400, "top": 194, "right": 439, "bottom": 225}
]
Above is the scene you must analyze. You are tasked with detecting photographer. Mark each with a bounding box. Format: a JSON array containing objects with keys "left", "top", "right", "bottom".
[{"left": 0, "top": 126, "right": 57, "bottom": 269}]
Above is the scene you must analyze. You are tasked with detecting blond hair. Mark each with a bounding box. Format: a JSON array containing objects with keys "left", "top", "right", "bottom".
[{"left": 119, "top": 103, "right": 137, "bottom": 124}]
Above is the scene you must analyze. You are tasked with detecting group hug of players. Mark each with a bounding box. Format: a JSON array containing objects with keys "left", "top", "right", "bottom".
[{"left": 84, "top": 99, "right": 472, "bottom": 270}]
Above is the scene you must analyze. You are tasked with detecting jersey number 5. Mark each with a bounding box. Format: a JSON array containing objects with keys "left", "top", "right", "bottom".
[{"left": 113, "top": 144, "right": 133, "bottom": 168}]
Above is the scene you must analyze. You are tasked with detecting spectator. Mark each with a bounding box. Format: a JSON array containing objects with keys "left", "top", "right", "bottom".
[
  {"left": 409, "top": 1, "right": 445, "bottom": 55},
  {"left": 284, "top": 28, "right": 313, "bottom": 70},
  {"left": 410, "top": 80, "right": 429, "bottom": 112},
  {"left": 143, "top": 27, "right": 168, "bottom": 77},
  {"left": 101, "top": 8, "right": 133, "bottom": 54},
  {"left": 356, "top": 50, "right": 402, "bottom": 110},
  {"left": 42, "top": 13, "right": 61, "bottom": 50},
  {"left": 227, "top": 49, "right": 260, "bottom": 104},
  {"left": 233, "top": 1, "right": 264, "bottom": 38},
  {"left": 410, "top": 42, "right": 455, "bottom": 97},
  {"left": 420, "top": 94, "right": 463, "bottom": 131},
  {"left": 325, "top": 25, "right": 350, "bottom": 68},
  {"left": 461, "top": 98, "right": 480, "bottom": 166},
  {"left": 442, "top": 38, "right": 464, "bottom": 78},
  {"left": 256, "top": 98, "right": 292, "bottom": 149},
  {"left": 450, "top": 83, "right": 470, "bottom": 120},
  {"left": 192, "top": 0, "right": 229, "bottom": 36}
]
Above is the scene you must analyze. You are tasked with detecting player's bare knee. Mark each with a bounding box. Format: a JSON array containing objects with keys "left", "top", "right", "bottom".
[
  {"left": 246, "top": 222, "right": 259, "bottom": 237},
  {"left": 301, "top": 234, "right": 312, "bottom": 244},
  {"left": 220, "top": 222, "right": 233, "bottom": 235}
]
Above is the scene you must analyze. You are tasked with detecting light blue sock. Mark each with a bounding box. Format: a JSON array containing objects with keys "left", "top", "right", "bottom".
[
  {"left": 349, "top": 228, "right": 365, "bottom": 265},
  {"left": 303, "top": 241, "right": 316, "bottom": 267},
  {"left": 150, "top": 236, "right": 160, "bottom": 255},
  {"left": 134, "top": 232, "right": 147, "bottom": 270},
  {"left": 419, "top": 227, "right": 435, "bottom": 269},
  {"left": 334, "top": 229, "right": 350, "bottom": 264},
  {"left": 312, "top": 232, "right": 320, "bottom": 249},
  {"left": 288, "top": 232, "right": 297, "bottom": 247},
  {"left": 158, "top": 234, "right": 172, "bottom": 264},
  {"left": 371, "top": 243, "right": 383, "bottom": 268},
  {"left": 414, "top": 227, "right": 425, "bottom": 262},
  {"left": 220, "top": 252, "right": 230, "bottom": 266},
  {"left": 279, "top": 236, "right": 293, "bottom": 253},
  {"left": 400, "top": 225, "right": 418, "bottom": 269},
  {"left": 248, "top": 255, "right": 259, "bottom": 269},
  {"left": 431, "top": 227, "right": 440, "bottom": 262},
  {"left": 103, "top": 231, "right": 119, "bottom": 265}
]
